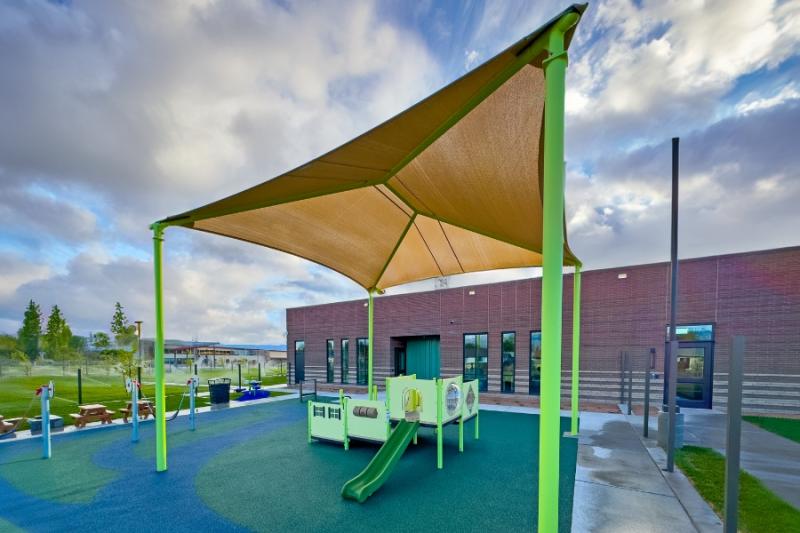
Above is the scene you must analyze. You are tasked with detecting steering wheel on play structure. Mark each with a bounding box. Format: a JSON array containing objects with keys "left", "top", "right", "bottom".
[{"left": 36, "top": 381, "right": 54, "bottom": 398}]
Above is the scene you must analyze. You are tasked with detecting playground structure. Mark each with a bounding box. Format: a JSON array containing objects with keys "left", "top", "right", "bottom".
[
  {"left": 307, "top": 375, "right": 480, "bottom": 502},
  {"left": 150, "top": 5, "right": 586, "bottom": 530}
]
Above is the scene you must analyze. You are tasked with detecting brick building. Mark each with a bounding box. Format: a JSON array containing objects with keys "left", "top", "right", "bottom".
[{"left": 287, "top": 246, "right": 800, "bottom": 414}]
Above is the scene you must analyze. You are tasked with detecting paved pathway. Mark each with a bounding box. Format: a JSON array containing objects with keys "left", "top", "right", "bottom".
[
  {"left": 681, "top": 409, "right": 800, "bottom": 509},
  {"left": 572, "top": 411, "right": 721, "bottom": 532}
]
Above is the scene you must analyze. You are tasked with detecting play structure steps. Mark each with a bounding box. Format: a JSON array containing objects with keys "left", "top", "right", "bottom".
[{"left": 341, "top": 420, "right": 419, "bottom": 503}]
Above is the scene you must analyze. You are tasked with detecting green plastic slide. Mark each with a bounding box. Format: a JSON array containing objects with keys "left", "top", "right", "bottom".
[{"left": 341, "top": 420, "right": 420, "bottom": 503}]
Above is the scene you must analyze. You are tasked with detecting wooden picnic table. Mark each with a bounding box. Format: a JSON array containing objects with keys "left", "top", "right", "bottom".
[
  {"left": 121, "top": 400, "right": 154, "bottom": 423},
  {"left": 70, "top": 404, "right": 115, "bottom": 428}
]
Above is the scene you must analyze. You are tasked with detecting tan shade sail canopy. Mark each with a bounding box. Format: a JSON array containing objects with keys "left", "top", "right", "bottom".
[{"left": 160, "top": 5, "right": 584, "bottom": 291}]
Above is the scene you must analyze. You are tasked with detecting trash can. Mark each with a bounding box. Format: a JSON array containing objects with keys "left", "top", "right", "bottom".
[{"left": 208, "top": 378, "right": 231, "bottom": 404}]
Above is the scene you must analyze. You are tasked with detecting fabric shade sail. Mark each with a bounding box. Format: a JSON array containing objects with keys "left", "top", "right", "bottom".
[{"left": 159, "top": 4, "right": 584, "bottom": 291}]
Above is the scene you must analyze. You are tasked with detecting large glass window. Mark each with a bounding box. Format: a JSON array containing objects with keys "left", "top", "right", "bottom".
[
  {"left": 666, "top": 323, "right": 714, "bottom": 341},
  {"left": 294, "top": 340, "right": 305, "bottom": 384},
  {"left": 326, "top": 339, "right": 335, "bottom": 383},
  {"left": 464, "top": 333, "right": 488, "bottom": 392},
  {"left": 501, "top": 332, "right": 516, "bottom": 393},
  {"left": 356, "top": 338, "right": 368, "bottom": 385},
  {"left": 529, "top": 331, "right": 541, "bottom": 395},
  {"left": 340, "top": 339, "right": 349, "bottom": 384}
]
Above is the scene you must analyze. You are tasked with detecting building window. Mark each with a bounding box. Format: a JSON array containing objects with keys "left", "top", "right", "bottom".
[
  {"left": 665, "top": 323, "right": 714, "bottom": 341},
  {"left": 326, "top": 339, "right": 335, "bottom": 383},
  {"left": 294, "top": 340, "right": 305, "bottom": 384},
  {"left": 356, "top": 338, "right": 368, "bottom": 385},
  {"left": 529, "top": 331, "right": 541, "bottom": 395},
  {"left": 501, "top": 332, "right": 516, "bottom": 393},
  {"left": 341, "top": 339, "right": 349, "bottom": 384},
  {"left": 464, "top": 333, "right": 488, "bottom": 392}
]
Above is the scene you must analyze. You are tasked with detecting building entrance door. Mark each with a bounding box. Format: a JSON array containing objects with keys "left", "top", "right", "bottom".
[
  {"left": 666, "top": 341, "right": 714, "bottom": 409},
  {"left": 405, "top": 337, "right": 440, "bottom": 380},
  {"left": 394, "top": 347, "right": 406, "bottom": 376}
]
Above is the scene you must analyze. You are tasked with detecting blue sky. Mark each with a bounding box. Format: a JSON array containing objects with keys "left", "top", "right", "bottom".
[{"left": 1, "top": 0, "right": 799, "bottom": 343}]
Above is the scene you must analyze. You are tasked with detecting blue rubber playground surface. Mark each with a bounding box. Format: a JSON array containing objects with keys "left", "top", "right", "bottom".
[{"left": 0, "top": 399, "right": 578, "bottom": 532}]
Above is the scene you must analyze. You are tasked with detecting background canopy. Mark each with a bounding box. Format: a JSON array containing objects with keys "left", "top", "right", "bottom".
[{"left": 160, "top": 5, "right": 584, "bottom": 291}]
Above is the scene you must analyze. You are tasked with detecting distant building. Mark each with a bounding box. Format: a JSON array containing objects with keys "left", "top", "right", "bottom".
[
  {"left": 287, "top": 246, "right": 800, "bottom": 415},
  {"left": 139, "top": 339, "right": 286, "bottom": 369}
]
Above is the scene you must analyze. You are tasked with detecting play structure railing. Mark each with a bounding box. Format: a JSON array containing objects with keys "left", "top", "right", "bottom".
[
  {"left": 298, "top": 379, "right": 318, "bottom": 403},
  {"left": 308, "top": 375, "right": 480, "bottom": 471}
]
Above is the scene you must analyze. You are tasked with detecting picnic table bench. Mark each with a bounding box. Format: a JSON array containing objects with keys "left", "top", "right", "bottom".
[
  {"left": 120, "top": 400, "right": 154, "bottom": 423},
  {"left": 70, "top": 404, "right": 115, "bottom": 428}
]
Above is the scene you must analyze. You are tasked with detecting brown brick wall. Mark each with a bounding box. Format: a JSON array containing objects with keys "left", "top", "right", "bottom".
[{"left": 287, "top": 246, "right": 800, "bottom": 413}]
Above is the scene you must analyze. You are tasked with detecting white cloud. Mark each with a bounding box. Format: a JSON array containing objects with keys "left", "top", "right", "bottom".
[
  {"left": 736, "top": 83, "right": 800, "bottom": 114},
  {"left": 464, "top": 49, "right": 479, "bottom": 70}
]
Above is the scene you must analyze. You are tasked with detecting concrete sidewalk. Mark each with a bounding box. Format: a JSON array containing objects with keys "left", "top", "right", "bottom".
[
  {"left": 572, "top": 411, "right": 721, "bottom": 532},
  {"left": 680, "top": 409, "right": 800, "bottom": 509}
]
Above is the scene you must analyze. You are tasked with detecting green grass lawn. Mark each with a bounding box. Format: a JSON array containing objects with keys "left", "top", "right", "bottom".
[
  {"left": 743, "top": 415, "right": 800, "bottom": 444},
  {"left": 0, "top": 373, "right": 207, "bottom": 430},
  {"left": 1, "top": 369, "right": 289, "bottom": 431},
  {"left": 1, "top": 366, "right": 287, "bottom": 431},
  {"left": 676, "top": 445, "right": 800, "bottom": 532}
]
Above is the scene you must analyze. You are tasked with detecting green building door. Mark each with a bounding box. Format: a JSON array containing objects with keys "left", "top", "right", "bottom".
[{"left": 405, "top": 337, "right": 440, "bottom": 380}]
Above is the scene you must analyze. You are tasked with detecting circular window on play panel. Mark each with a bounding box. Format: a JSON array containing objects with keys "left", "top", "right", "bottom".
[{"left": 446, "top": 383, "right": 461, "bottom": 416}]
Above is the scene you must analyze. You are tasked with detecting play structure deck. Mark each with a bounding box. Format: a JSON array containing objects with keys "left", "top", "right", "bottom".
[{"left": 307, "top": 375, "right": 480, "bottom": 502}]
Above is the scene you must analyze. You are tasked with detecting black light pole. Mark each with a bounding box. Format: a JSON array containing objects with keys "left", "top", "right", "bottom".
[
  {"left": 666, "top": 137, "right": 680, "bottom": 472},
  {"left": 135, "top": 321, "right": 143, "bottom": 363}
]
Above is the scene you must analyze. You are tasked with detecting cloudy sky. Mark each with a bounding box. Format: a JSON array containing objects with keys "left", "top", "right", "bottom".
[{"left": 1, "top": 0, "right": 799, "bottom": 344}]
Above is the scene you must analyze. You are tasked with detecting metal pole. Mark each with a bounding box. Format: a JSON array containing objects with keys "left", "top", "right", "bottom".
[
  {"left": 258, "top": 362, "right": 261, "bottom": 382},
  {"left": 571, "top": 266, "right": 581, "bottom": 435},
  {"left": 238, "top": 363, "right": 242, "bottom": 390},
  {"left": 132, "top": 379, "right": 139, "bottom": 443},
  {"left": 135, "top": 320, "right": 143, "bottom": 364},
  {"left": 41, "top": 384, "right": 51, "bottom": 459},
  {"left": 539, "top": 12, "right": 578, "bottom": 533},
  {"left": 619, "top": 351, "right": 625, "bottom": 403},
  {"left": 368, "top": 290, "right": 375, "bottom": 400},
  {"left": 627, "top": 352, "right": 633, "bottom": 415},
  {"left": 666, "top": 137, "right": 680, "bottom": 472},
  {"left": 77, "top": 368, "right": 83, "bottom": 405},
  {"left": 644, "top": 348, "right": 655, "bottom": 438},
  {"left": 724, "top": 336, "right": 745, "bottom": 533},
  {"left": 137, "top": 366, "right": 142, "bottom": 387},
  {"left": 151, "top": 223, "right": 168, "bottom": 472},
  {"left": 189, "top": 376, "right": 197, "bottom": 431}
]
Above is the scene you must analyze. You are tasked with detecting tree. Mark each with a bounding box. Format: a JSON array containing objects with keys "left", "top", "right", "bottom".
[
  {"left": 43, "top": 305, "right": 72, "bottom": 360},
  {"left": 111, "top": 302, "right": 129, "bottom": 340},
  {"left": 0, "top": 334, "right": 19, "bottom": 358},
  {"left": 17, "top": 300, "right": 42, "bottom": 360},
  {"left": 92, "top": 331, "right": 111, "bottom": 351},
  {"left": 109, "top": 302, "right": 138, "bottom": 377}
]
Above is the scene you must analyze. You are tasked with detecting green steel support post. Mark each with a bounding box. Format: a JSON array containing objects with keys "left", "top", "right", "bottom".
[
  {"left": 539, "top": 13, "right": 578, "bottom": 533},
  {"left": 459, "top": 415, "right": 464, "bottom": 452},
  {"left": 571, "top": 266, "right": 582, "bottom": 435},
  {"left": 307, "top": 399, "right": 312, "bottom": 444},
  {"left": 342, "top": 392, "right": 349, "bottom": 450},
  {"left": 475, "top": 385, "right": 480, "bottom": 439},
  {"left": 151, "top": 223, "right": 168, "bottom": 472},
  {"left": 368, "top": 290, "right": 375, "bottom": 400},
  {"left": 436, "top": 379, "right": 443, "bottom": 469}
]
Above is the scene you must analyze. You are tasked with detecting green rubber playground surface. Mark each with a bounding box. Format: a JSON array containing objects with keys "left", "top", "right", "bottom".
[{"left": 0, "top": 399, "right": 578, "bottom": 532}]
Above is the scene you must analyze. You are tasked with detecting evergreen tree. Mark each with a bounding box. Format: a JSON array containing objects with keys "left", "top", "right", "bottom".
[
  {"left": 17, "top": 300, "right": 42, "bottom": 360},
  {"left": 110, "top": 302, "right": 130, "bottom": 340},
  {"left": 43, "top": 305, "right": 72, "bottom": 360},
  {"left": 109, "top": 302, "right": 137, "bottom": 377}
]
